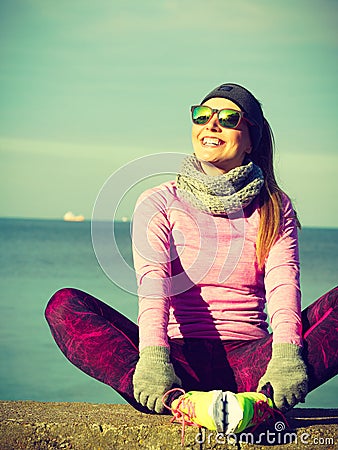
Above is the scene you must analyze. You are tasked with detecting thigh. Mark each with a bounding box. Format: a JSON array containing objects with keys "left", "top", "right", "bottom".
[
  {"left": 224, "top": 336, "right": 273, "bottom": 392},
  {"left": 301, "top": 286, "right": 338, "bottom": 391},
  {"left": 45, "top": 288, "right": 141, "bottom": 408},
  {"left": 45, "top": 287, "right": 139, "bottom": 349}
]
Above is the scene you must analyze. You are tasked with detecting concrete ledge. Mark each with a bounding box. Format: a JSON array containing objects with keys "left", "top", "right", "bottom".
[{"left": 0, "top": 401, "right": 337, "bottom": 449}]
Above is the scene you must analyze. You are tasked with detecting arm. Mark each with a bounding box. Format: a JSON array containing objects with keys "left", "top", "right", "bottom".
[
  {"left": 264, "top": 193, "right": 302, "bottom": 346},
  {"left": 132, "top": 186, "right": 172, "bottom": 350},
  {"left": 258, "top": 194, "right": 308, "bottom": 410},
  {"left": 132, "top": 186, "right": 181, "bottom": 412}
]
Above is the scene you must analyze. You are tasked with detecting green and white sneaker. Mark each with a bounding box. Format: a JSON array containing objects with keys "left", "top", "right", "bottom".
[{"left": 164, "top": 389, "right": 276, "bottom": 435}]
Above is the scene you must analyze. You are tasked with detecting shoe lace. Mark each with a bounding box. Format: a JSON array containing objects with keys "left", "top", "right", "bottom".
[
  {"left": 162, "top": 388, "right": 201, "bottom": 445},
  {"left": 251, "top": 399, "right": 289, "bottom": 433},
  {"left": 162, "top": 390, "right": 290, "bottom": 445}
]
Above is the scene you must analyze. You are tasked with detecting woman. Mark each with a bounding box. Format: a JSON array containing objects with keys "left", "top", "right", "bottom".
[{"left": 45, "top": 83, "right": 338, "bottom": 435}]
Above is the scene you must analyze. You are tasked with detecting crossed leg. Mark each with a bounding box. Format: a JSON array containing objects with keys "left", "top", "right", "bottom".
[{"left": 45, "top": 286, "right": 338, "bottom": 412}]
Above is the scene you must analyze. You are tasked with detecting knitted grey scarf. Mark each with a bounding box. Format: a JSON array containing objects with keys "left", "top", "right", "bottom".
[{"left": 176, "top": 154, "right": 264, "bottom": 215}]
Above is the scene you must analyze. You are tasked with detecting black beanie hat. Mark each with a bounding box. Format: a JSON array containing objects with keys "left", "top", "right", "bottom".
[{"left": 201, "top": 83, "right": 264, "bottom": 150}]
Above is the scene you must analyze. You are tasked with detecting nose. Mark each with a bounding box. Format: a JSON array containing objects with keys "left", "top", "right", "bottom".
[{"left": 206, "top": 112, "right": 222, "bottom": 131}]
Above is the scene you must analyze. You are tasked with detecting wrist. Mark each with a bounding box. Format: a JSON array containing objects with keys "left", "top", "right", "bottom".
[
  {"left": 272, "top": 343, "right": 302, "bottom": 358},
  {"left": 140, "top": 345, "right": 171, "bottom": 363}
]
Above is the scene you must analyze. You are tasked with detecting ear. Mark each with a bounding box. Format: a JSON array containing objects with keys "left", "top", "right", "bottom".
[{"left": 245, "top": 146, "right": 252, "bottom": 154}]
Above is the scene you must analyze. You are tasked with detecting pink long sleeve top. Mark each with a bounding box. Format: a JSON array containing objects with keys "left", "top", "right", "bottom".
[{"left": 132, "top": 180, "right": 302, "bottom": 351}]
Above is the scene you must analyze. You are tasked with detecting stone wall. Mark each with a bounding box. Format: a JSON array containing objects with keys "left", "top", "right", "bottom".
[{"left": 0, "top": 401, "right": 337, "bottom": 449}]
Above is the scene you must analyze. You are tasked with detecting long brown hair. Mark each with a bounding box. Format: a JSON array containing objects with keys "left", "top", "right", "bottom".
[{"left": 250, "top": 119, "right": 300, "bottom": 269}]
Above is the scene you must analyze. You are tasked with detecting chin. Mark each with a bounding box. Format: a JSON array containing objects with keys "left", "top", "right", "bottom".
[
  {"left": 195, "top": 150, "right": 215, "bottom": 162},
  {"left": 195, "top": 153, "right": 219, "bottom": 165}
]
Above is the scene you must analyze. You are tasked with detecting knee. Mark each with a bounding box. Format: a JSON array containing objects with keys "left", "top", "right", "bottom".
[
  {"left": 319, "top": 286, "right": 338, "bottom": 311},
  {"left": 329, "top": 286, "right": 338, "bottom": 307},
  {"left": 45, "top": 287, "right": 79, "bottom": 324}
]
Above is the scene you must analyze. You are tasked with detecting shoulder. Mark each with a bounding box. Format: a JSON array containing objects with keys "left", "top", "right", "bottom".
[
  {"left": 279, "top": 191, "right": 294, "bottom": 211},
  {"left": 135, "top": 180, "right": 177, "bottom": 211},
  {"left": 279, "top": 191, "right": 298, "bottom": 216},
  {"left": 136, "top": 180, "right": 177, "bottom": 202},
  {"left": 278, "top": 191, "right": 300, "bottom": 232}
]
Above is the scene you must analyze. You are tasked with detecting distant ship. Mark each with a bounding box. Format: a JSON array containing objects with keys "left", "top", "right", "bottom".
[{"left": 63, "top": 211, "right": 85, "bottom": 222}]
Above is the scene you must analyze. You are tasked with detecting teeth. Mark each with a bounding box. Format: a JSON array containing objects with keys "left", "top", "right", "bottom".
[{"left": 203, "top": 137, "right": 220, "bottom": 146}]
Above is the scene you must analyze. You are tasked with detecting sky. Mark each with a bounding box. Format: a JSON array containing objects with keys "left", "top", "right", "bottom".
[{"left": 1, "top": 0, "right": 337, "bottom": 227}]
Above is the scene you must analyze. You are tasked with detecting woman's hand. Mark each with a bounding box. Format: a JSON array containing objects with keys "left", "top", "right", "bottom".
[
  {"left": 257, "top": 343, "right": 308, "bottom": 411},
  {"left": 133, "top": 346, "right": 182, "bottom": 413}
]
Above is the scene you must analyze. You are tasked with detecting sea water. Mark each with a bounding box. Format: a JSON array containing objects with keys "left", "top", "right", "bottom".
[{"left": 0, "top": 218, "right": 337, "bottom": 408}]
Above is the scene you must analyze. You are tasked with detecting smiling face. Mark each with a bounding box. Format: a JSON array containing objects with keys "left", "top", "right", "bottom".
[{"left": 192, "top": 97, "right": 252, "bottom": 175}]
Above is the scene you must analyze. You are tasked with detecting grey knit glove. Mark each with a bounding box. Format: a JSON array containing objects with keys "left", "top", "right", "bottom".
[
  {"left": 133, "top": 346, "right": 182, "bottom": 413},
  {"left": 257, "top": 343, "right": 308, "bottom": 411}
]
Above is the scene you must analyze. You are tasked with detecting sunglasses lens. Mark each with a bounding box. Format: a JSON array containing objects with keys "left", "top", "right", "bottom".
[
  {"left": 192, "top": 106, "right": 212, "bottom": 125},
  {"left": 218, "top": 110, "right": 241, "bottom": 128},
  {"left": 192, "top": 106, "right": 242, "bottom": 129}
]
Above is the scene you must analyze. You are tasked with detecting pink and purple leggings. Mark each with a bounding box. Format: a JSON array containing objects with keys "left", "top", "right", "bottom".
[{"left": 45, "top": 286, "right": 338, "bottom": 413}]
